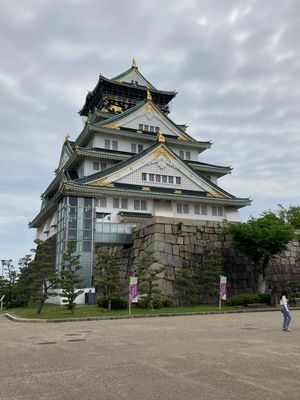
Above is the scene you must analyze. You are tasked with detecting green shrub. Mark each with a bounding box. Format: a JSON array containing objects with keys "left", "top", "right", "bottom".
[
  {"left": 152, "top": 297, "right": 162, "bottom": 309},
  {"left": 257, "top": 293, "right": 271, "bottom": 304},
  {"left": 161, "top": 297, "right": 173, "bottom": 307},
  {"left": 96, "top": 295, "right": 128, "bottom": 310},
  {"left": 225, "top": 293, "right": 260, "bottom": 306},
  {"left": 136, "top": 296, "right": 162, "bottom": 309}
]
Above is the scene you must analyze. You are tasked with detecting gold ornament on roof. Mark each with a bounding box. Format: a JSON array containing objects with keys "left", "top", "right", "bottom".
[
  {"left": 207, "top": 191, "right": 225, "bottom": 198},
  {"left": 64, "top": 135, "right": 70, "bottom": 142},
  {"left": 177, "top": 133, "right": 188, "bottom": 141},
  {"left": 157, "top": 131, "right": 165, "bottom": 142},
  {"left": 146, "top": 88, "right": 152, "bottom": 100},
  {"left": 92, "top": 180, "right": 114, "bottom": 187},
  {"left": 151, "top": 147, "right": 173, "bottom": 161},
  {"left": 143, "top": 103, "right": 155, "bottom": 113},
  {"left": 106, "top": 123, "right": 120, "bottom": 129},
  {"left": 132, "top": 57, "right": 137, "bottom": 68}
]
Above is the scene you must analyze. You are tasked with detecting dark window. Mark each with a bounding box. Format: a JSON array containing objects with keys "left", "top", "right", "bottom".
[{"left": 93, "top": 162, "right": 100, "bottom": 171}]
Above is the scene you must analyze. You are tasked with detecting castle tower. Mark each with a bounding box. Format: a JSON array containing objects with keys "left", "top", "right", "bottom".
[{"left": 30, "top": 60, "right": 250, "bottom": 286}]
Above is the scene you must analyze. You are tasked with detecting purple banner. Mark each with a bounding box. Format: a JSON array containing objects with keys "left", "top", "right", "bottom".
[
  {"left": 219, "top": 276, "right": 227, "bottom": 300},
  {"left": 129, "top": 277, "right": 138, "bottom": 303}
]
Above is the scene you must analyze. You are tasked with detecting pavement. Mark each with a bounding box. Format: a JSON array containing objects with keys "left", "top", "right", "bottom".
[{"left": 0, "top": 310, "right": 300, "bottom": 400}]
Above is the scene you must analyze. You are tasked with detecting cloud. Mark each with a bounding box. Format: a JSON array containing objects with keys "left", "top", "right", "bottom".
[{"left": 0, "top": 0, "right": 300, "bottom": 265}]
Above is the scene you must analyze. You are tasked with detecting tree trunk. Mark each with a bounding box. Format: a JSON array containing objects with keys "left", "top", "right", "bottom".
[
  {"left": 257, "top": 273, "right": 266, "bottom": 293},
  {"left": 37, "top": 298, "right": 45, "bottom": 314}
]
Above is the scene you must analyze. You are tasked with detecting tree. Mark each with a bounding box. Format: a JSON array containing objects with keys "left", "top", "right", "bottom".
[
  {"left": 29, "top": 240, "right": 60, "bottom": 314},
  {"left": 95, "top": 246, "right": 122, "bottom": 311},
  {"left": 137, "top": 250, "right": 165, "bottom": 310},
  {"left": 275, "top": 204, "right": 300, "bottom": 230},
  {"left": 226, "top": 213, "right": 294, "bottom": 293},
  {"left": 15, "top": 254, "right": 34, "bottom": 306},
  {"left": 60, "top": 242, "right": 83, "bottom": 313},
  {"left": 201, "top": 251, "right": 224, "bottom": 302},
  {"left": 0, "top": 259, "right": 18, "bottom": 307},
  {"left": 175, "top": 263, "right": 199, "bottom": 306}
]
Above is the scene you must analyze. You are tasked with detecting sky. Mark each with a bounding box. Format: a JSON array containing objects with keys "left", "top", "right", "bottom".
[{"left": 1, "top": 0, "right": 300, "bottom": 266}]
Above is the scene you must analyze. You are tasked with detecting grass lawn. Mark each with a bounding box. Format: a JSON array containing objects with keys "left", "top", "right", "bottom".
[{"left": 1, "top": 303, "right": 251, "bottom": 320}]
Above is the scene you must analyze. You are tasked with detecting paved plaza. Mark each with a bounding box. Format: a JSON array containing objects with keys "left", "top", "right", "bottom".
[{"left": 0, "top": 310, "right": 299, "bottom": 400}]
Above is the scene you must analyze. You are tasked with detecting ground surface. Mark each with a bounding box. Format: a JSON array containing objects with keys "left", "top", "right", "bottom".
[{"left": 0, "top": 310, "right": 299, "bottom": 400}]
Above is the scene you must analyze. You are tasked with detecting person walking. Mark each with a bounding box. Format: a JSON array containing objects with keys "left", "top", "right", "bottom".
[{"left": 280, "top": 290, "right": 292, "bottom": 332}]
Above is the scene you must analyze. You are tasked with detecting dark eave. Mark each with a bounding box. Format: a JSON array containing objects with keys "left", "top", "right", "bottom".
[
  {"left": 79, "top": 74, "right": 176, "bottom": 116},
  {"left": 64, "top": 181, "right": 251, "bottom": 208},
  {"left": 187, "top": 160, "right": 232, "bottom": 176}
]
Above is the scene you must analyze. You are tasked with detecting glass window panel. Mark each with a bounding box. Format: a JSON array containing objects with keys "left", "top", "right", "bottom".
[
  {"left": 112, "top": 140, "right": 118, "bottom": 150},
  {"left": 142, "top": 173, "right": 147, "bottom": 181},
  {"left": 177, "top": 203, "right": 182, "bottom": 213},
  {"left": 134, "top": 200, "right": 140, "bottom": 210},
  {"left": 69, "top": 197, "right": 78, "bottom": 206},
  {"left": 162, "top": 175, "right": 167, "bottom": 183},
  {"left": 83, "top": 230, "right": 92, "bottom": 240},
  {"left": 141, "top": 200, "right": 147, "bottom": 210},
  {"left": 68, "top": 219, "right": 77, "bottom": 229},
  {"left": 183, "top": 204, "right": 189, "bottom": 214},
  {"left": 149, "top": 174, "right": 154, "bottom": 182},
  {"left": 138, "top": 144, "right": 143, "bottom": 152},
  {"left": 83, "top": 242, "right": 92, "bottom": 252},
  {"left": 179, "top": 150, "right": 184, "bottom": 158},
  {"left": 201, "top": 206, "right": 207, "bottom": 215},
  {"left": 113, "top": 198, "right": 120, "bottom": 208},
  {"left": 105, "top": 139, "right": 110, "bottom": 149},
  {"left": 156, "top": 175, "right": 161, "bottom": 182},
  {"left": 84, "top": 208, "right": 92, "bottom": 219},
  {"left": 121, "top": 199, "right": 128, "bottom": 209},
  {"left": 168, "top": 176, "right": 174, "bottom": 184},
  {"left": 176, "top": 177, "right": 181, "bottom": 184},
  {"left": 84, "top": 219, "right": 92, "bottom": 230},
  {"left": 194, "top": 205, "right": 200, "bottom": 215},
  {"left": 93, "top": 162, "right": 100, "bottom": 170},
  {"left": 139, "top": 124, "right": 143, "bottom": 130},
  {"left": 99, "top": 197, "right": 107, "bottom": 207},
  {"left": 186, "top": 152, "right": 191, "bottom": 160},
  {"left": 100, "top": 163, "right": 107, "bottom": 171},
  {"left": 68, "top": 229, "right": 77, "bottom": 240},
  {"left": 212, "top": 206, "right": 217, "bottom": 216},
  {"left": 144, "top": 125, "right": 149, "bottom": 131},
  {"left": 131, "top": 143, "right": 137, "bottom": 153},
  {"left": 84, "top": 198, "right": 92, "bottom": 207}
]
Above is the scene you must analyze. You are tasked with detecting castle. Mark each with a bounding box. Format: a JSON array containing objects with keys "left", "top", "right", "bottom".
[{"left": 30, "top": 59, "right": 250, "bottom": 288}]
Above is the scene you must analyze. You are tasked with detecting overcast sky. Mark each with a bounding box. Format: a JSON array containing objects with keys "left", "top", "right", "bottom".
[{"left": 1, "top": 0, "right": 300, "bottom": 266}]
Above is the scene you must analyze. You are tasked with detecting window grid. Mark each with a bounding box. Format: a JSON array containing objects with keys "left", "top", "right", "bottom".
[{"left": 141, "top": 173, "right": 181, "bottom": 185}]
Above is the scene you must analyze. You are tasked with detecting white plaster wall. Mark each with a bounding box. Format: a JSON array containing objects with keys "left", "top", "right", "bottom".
[
  {"left": 82, "top": 159, "right": 115, "bottom": 176},
  {"left": 167, "top": 145, "right": 199, "bottom": 161},
  {"left": 225, "top": 207, "right": 242, "bottom": 222},
  {"left": 118, "top": 161, "right": 205, "bottom": 191},
  {"left": 95, "top": 197, "right": 154, "bottom": 220},
  {"left": 122, "top": 113, "right": 178, "bottom": 137},
  {"left": 93, "top": 133, "right": 150, "bottom": 154}
]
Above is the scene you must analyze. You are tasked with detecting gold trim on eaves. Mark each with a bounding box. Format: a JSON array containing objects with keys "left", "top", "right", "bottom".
[{"left": 91, "top": 180, "right": 115, "bottom": 187}]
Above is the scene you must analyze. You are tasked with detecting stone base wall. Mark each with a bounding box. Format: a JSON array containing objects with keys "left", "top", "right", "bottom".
[{"left": 93, "top": 217, "right": 300, "bottom": 302}]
